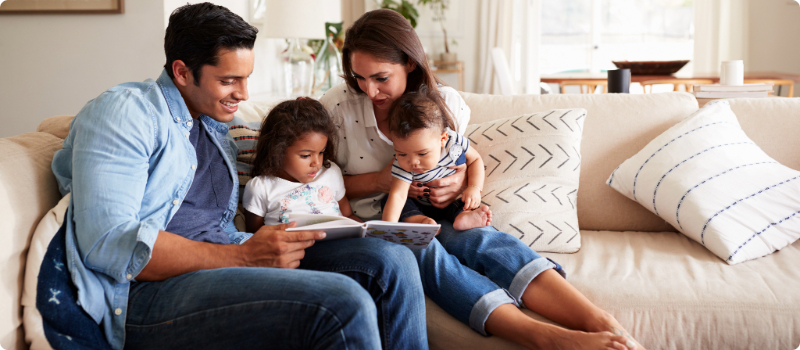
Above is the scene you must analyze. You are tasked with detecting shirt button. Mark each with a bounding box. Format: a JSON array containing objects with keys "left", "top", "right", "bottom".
[
  {"left": 115, "top": 308, "right": 122, "bottom": 316},
  {"left": 185, "top": 133, "right": 190, "bottom": 139},
  {"left": 126, "top": 274, "right": 132, "bottom": 280},
  {"left": 191, "top": 164, "right": 196, "bottom": 170},
  {"left": 187, "top": 121, "right": 192, "bottom": 127},
  {"left": 172, "top": 199, "right": 179, "bottom": 205}
]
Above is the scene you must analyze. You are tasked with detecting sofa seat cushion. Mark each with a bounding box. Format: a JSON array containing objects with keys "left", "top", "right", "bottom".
[{"left": 426, "top": 230, "right": 800, "bottom": 350}]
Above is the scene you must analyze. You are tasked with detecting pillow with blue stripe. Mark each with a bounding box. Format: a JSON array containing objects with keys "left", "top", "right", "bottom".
[{"left": 607, "top": 100, "right": 800, "bottom": 264}]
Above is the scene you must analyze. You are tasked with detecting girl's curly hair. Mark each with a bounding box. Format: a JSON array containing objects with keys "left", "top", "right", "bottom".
[
  {"left": 251, "top": 98, "right": 338, "bottom": 177},
  {"left": 388, "top": 85, "right": 455, "bottom": 139}
]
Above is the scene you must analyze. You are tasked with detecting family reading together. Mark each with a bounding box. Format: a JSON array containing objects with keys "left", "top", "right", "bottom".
[{"left": 42, "top": 2, "right": 644, "bottom": 350}]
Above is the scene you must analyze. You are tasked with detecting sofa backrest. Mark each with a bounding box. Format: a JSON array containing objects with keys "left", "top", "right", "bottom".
[
  {"left": 460, "top": 93, "right": 800, "bottom": 233},
  {"left": 0, "top": 132, "right": 64, "bottom": 350}
]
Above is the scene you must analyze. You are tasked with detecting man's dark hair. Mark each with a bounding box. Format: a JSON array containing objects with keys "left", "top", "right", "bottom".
[{"left": 164, "top": 2, "right": 258, "bottom": 84}]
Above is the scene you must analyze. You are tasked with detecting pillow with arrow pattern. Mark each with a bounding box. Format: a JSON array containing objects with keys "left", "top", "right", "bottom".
[{"left": 465, "top": 108, "right": 586, "bottom": 253}]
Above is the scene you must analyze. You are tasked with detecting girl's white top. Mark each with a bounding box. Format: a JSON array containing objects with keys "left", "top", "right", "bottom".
[
  {"left": 243, "top": 163, "right": 346, "bottom": 225},
  {"left": 319, "top": 83, "right": 471, "bottom": 220}
]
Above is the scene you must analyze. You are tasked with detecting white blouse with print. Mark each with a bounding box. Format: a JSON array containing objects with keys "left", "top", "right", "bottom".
[{"left": 319, "top": 83, "right": 471, "bottom": 220}]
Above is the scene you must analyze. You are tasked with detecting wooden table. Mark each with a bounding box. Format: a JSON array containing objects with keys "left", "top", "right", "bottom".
[
  {"left": 433, "top": 61, "right": 464, "bottom": 92},
  {"left": 541, "top": 71, "right": 800, "bottom": 84}
]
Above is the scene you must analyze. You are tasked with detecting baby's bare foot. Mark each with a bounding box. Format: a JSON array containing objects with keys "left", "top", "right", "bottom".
[{"left": 453, "top": 206, "right": 492, "bottom": 230}]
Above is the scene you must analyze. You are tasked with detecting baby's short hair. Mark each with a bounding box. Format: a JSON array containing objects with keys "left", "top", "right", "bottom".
[{"left": 388, "top": 85, "right": 455, "bottom": 139}]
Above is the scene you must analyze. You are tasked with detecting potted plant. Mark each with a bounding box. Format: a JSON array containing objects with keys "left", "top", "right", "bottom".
[{"left": 419, "top": 0, "right": 456, "bottom": 66}]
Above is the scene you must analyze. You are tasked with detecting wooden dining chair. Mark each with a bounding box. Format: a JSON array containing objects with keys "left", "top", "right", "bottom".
[
  {"left": 641, "top": 79, "right": 715, "bottom": 93},
  {"left": 559, "top": 80, "right": 608, "bottom": 94},
  {"left": 743, "top": 79, "right": 794, "bottom": 97}
]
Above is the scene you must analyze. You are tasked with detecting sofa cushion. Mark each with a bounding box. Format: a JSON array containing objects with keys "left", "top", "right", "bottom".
[
  {"left": 427, "top": 229, "right": 800, "bottom": 350},
  {"left": 459, "top": 92, "right": 699, "bottom": 233},
  {"left": 464, "top": 109, "right": 585, "bottom": 253},
  {"left": 22, "top": 194, "right": 70, "bottom": 350},
  {"left": 0, "top": 132, "right": 64, "bottom": 350},
  {"left": 607, "top": 100, "right": 800, "bottom": 264}
]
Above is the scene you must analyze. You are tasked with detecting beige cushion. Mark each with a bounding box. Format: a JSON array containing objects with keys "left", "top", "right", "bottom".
[
  {"left": 728, "top": 98, "right": 800, "bottom": 171},
  {"left": 36, "top": 115, "right": 73, "bottom": 140},
  {"left": 22, "top": 195, "right": 69, "bottom": 350},
  {"left": 0, "top": 132, "right": 64, "bottom": 350},
  {"left": 428, "top": 230, "right": 800, "bottom": 350},
  {"left": 466, "top": 109, "right": 585, "bottom": 253},
  {"left": 461, "top": 92, "right": 698, "bottom": 233}
]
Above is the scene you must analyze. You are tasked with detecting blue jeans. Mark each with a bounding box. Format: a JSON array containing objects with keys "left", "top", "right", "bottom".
[
  {"left": 125, "top": 237, "right": 426, "bottom": 350},
  {"left": 415, "top": 221, "right": 566, "bottom": 336}
]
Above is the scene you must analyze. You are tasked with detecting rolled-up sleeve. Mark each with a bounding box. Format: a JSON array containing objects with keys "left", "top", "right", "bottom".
[{"left": 69, "top": 90, "right": 159, "bottom": 283}]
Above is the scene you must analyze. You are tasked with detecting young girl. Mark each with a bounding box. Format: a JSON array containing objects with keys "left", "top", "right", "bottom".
[
  {"left": 382, "top": 87, "right": 492, "bottom": 231},
  {"left": 243, "top": 98, "right": 360, "bottom": 233}
]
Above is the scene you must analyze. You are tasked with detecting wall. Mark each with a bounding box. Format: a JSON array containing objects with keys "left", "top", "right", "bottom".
[
  {"left": 0, "top": 0, "right": 166, "bottom": 138},
  {"left": 746, "top": 0, "right": 800, "bottom": 95}
]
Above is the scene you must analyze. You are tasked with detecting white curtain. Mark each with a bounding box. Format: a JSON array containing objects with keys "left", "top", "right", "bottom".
[
  {"left": 477, "top": 0, "right": 540, "bottom": 95},
  {"left": 693, "top": 0, "right": 749, "bottom": 74}
]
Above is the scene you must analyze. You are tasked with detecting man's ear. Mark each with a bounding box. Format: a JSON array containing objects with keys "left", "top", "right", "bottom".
[{"left": 171, "top": 60, "right": 192, "bottom": 87}]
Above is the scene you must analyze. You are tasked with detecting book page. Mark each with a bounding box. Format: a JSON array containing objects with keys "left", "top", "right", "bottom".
[
  {"left": 285, "top": 214, "right": 364, "bottom": 241},
  {"left": 364, "top": 221, "right": 440, "bottom": 249}
]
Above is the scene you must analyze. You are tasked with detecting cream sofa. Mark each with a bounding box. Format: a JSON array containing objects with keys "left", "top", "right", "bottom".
[{"left": 2, "top": 93, "right": 799, "bottom": 350}]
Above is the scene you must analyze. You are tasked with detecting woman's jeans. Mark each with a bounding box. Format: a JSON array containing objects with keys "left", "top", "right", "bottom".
[
  {"left": 126, "top": 238, "right": 427, "bottom": 350},
  {"left": 415, "top": 221, "right": 565, "bottom": 336}
]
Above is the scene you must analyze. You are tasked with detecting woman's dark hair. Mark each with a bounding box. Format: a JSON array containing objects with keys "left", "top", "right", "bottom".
[
  {"left": 252, "top": 98, "right": 338, "bottom": 177},
  {"left": 388, "top": 86, "right": 455, "bottom": 139},
  {"left": 164, "top": 2, "right": 258, "bottom": 84},
  {"left": 342, "top": 9, "right": 444, "bottom": 96}
]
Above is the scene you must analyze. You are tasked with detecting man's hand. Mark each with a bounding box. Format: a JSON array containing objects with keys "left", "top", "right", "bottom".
[
  {"left": 415, "top": 163, "right": 468, "bottom": 208},
  {"left": 240, "top": 222, "right": 326, "bottom": 269}
]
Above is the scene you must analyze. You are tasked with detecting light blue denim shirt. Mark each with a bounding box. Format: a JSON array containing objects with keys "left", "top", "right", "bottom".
[{"left": 51, "top": 69, "right": 252, "bottom": 350}]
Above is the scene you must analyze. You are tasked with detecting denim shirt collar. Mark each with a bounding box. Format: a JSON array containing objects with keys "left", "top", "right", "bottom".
[{"left": 155, "top": 69, "right": 235, "bottom": 135}]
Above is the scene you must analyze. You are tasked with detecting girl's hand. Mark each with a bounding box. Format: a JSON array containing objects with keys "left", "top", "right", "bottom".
[
  {"left": 462, "top": 186, "right": 482, "bottom": 210},
  {"left": 422, "top": 163, "right": 468, "bottom": 208}
]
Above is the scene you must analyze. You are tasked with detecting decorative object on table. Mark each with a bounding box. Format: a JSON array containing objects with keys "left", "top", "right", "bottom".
[
  {"left": 464, "top": 109, "right": 586, "bottom": 253},
  {"left": 256, "top": 0, "right": 341, "bottom": 97},
  {"left": 312, "top": 22, "right": 345, "bottom": 95},
  {"left": 720, "top": 60, "right": 744, "bottom": 86},
  {"left": 607, "top": 69, "right": 631, "bottom": 93},
  {"left": 607, "top": 101, "right": 800, "bottom": 264},
  {"left": 379, "top": 0, "right": 420, "bottom": 27},
  {"left": 419, "top": 0, "right": 457, "bottom": 68},
  {"left": 641, "top": 79, "right": 714, "bottom": 93},
  {"left": 611, "top": 60, "right": 690, "bottom": 75},
  {"left": 692, "top": 83, "right": 773, "bottom": 99},
  {"left": 743, "top": 79, "right": 795, "bottom": 97},
  {"left": 0, "top": 0, "right": 123, "bottom": 14}
]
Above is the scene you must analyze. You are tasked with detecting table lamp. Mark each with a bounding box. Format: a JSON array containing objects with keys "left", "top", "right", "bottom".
[{"left": 258, "top": 0, "right": 341, "bottom": 97}]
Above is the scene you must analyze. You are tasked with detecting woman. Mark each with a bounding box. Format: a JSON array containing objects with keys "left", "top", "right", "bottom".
[{"left": 319, "top": 9, "right": 643, "bottom": 350}]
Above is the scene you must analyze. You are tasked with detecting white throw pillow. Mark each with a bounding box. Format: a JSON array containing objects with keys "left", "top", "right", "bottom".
[
  {"left": 22, "top": 194, "right": 69, "bottom": 350},
  {"left": 466, "top": 109, "right": 586, "bottom": 253},
  {"left": 607, "top": 100, "right": 800, "bottom": 264}
]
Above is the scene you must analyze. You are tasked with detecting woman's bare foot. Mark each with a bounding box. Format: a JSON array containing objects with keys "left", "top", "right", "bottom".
[
  {"left": 585, "top": 314, "right": 645, "bottom": 350},
  {"left": 543, "top": 328, "right": 637, "bottom": 350},
  {"left": 452, "top": 205, "right": 492, "bottom": 230}
]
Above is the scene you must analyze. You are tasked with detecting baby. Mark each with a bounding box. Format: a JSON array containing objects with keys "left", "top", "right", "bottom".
[{"left": 381, "top": 87, "right": 491, "bottom": 230}]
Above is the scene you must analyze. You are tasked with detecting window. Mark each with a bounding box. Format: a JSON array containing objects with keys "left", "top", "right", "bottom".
[{"left": 540, "top": 0, "right": 694, "bottom": 75}]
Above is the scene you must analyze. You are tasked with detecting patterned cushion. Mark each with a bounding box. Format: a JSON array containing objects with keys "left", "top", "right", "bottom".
[
  {"left": 606, "top": 100, "right": 800, "bottom": 264},
  {"left": 465, "top": 109, "right": 586, "bottom": 253}
]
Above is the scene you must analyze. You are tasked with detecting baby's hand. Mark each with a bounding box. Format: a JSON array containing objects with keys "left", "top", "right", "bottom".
[{"left": 462, "top": 187, "right": 482, "bottom": 210}]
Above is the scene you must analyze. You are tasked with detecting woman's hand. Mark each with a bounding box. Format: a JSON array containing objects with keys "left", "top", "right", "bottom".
[{"left": 414, "top": 163, "right": 468, "bottom": 208}]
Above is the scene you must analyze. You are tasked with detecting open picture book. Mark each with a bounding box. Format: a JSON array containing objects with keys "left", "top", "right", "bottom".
[{"left": 285, "top": 213, "right": 439, "bottom": 249}]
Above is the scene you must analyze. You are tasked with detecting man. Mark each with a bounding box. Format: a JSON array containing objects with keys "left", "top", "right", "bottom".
[{"left": 46, "top": 3, "right": 426, "bottom": 349}]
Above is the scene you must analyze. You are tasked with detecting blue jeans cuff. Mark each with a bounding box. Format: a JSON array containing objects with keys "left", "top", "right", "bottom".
[
  {"left": 468, "top": 289, "right": 516, "bottom": 336},
  {"left": 508, "top": 257, "right": 565, "bottom": 309}
]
